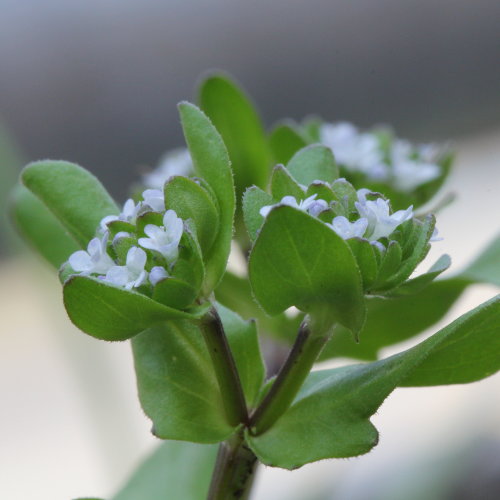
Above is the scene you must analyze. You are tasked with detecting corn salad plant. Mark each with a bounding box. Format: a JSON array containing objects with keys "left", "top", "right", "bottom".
[{"left": 11, "top": 73, "right": 500, "bottom": 500}]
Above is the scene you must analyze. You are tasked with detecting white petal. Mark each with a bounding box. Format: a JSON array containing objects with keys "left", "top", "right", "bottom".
[
  {"left": 138, "top": 237, "right": 158, "bottom": 251},
  {"left": 105, "top": 266, "right": 130, "bottom": 287},
  {"left": 126, "top": 247, "right": 147, "bottom": 273},
  {"left": 100, "top": 215, "right": 118, "bottom": 231},
  {"left": 259, "top": 205, "right": 273, "bottom": 218},
  {"left": 150, "top": 266, "right": 168, "bottom": 286},
  {"left": 280, "top": 196, "right": 299, "bottom": 208},
  {"left": 69, "top": 251, "right": 92, "bottom": 272}
]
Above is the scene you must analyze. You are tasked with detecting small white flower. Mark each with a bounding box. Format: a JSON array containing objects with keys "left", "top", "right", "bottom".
[
  {"left": 69, "top": 233, "right": 114, "bottom": 275},
  {"left": 138, "top": 209, "right": 183, "bottom": 265},
  {"left": 142, "top": 189, "right": 165, "bottom": 213},
  {"left": 328, "top": 216, "right": 368, "bottom": 240},
  {"left": 100, "top": 198, "right": 142, "bottom": 231},
  {"left": 355, "top": 196, "right": 413, "bottom": 241},
  {"left": 392, "top": 160, "right": 440, "bottom": 191},
  {"left": 319, "top": 122, "right": 387, "bottom": 180},
  {"left": 430, "top": 226, "right": 443, "bottom": 242},
  {"left": 143, "top": 148, "right": 193, "bottom": 189},
  {"left": 260, "top": 194, "right": 328, "bottom": 218},
  {"left": 149, "top": 266, "right": 169, "bottom": 286},
  {"left": 104, "top": 247, "right": 148, "bottom": 290}
]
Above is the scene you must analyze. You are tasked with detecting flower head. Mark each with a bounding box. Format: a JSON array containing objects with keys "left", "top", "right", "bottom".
[
  {"left": 143, "top": 148, "right": 193, "bottom": 189},
  {"left": 138, "top": 209, "right": 183, "bottom": 265},
  {"left": 260, "top": 194, "right": 329, "bottom": 218},
  {"left": 328, "top": 216, "right": 368, "bottom": 240},
  {"left": 69, "top": 233, "right": 114, "bottom": 275},
  {"left": 104, "top": 246, "right": 148, "bottom": 290},
  {"left": 100, "top": 198, "right": 142, "bottom": 231}
]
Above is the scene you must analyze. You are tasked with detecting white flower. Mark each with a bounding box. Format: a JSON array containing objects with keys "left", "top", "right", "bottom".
[
  {"left": 319, "top": 122, "right": 387, "bottom": 180},
  {"left": 390, "top": 139, "right": 440, "bottom": 191},
  {"left": 100, "top": 198, "right": 142, "bottom": 231},
  {"left": 69, "top": 233, "right": 114, "bottom": 275},
  {"left": 328, "top": 216, "right": 368, "bottom": 240},
  {"left": 142, "top": 189, "right": 165, "bottom": 212},
  {"left": 260, "top": 194, "right": 328, "bottom": 218},
  {"left": 430, "top": 226, "right": 443, "bottom": 242},
  {"left": 138, "top": 209, "right": 183, "bottom": 265},
  {"left": 149, "top": 266, "right": 169, "bottom": 286},
  {"left": 355, "top": 194, "right": 413, "bottom": 241},
  {"left": 143, "top": 148, "right": 193, "bottom": 189},
  {"left": 104, "top": 247, "right": 148, "bottom": 290},
  {"left": 392, "top": 160, "right": 440, "bottom": 191}
]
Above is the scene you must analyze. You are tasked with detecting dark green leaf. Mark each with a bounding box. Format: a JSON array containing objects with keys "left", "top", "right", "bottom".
[
  {"left": 113, "top": 441, "right": 217, "bottom": 500},
  {"left": 247, "top": 295, "right": 500, "bottom": 468},
  {"left": 347, "top": 238, "right": 378, "bottom": 289},
  {"left": 242, "top": 186, "right": 274, "bottom": 241},
  {"left": 63, "top": 276, "right": 195, "bottom": 341},
  {"left": 249, "top": 206, "right": 365, "bottom": 334},
  {"left": 164, "top": 176, "right": 219, "bottom": 254},
  {"left": 370, "top": 241, "right": 402, "bottom": 290},
  {"left": 10, "top": 184, "right": 80, "bottom": 268},
  {"left": 269, "top": 122, "right": 308, "bottom": 165},
  {"left": 153, "top": 278, "right": 197, "bottom": 309},
  {"left": 216, "top": 303, "right": 265, "bottom": 407},
  {"left": 132, "top": 321, "right": 235, "bottom": 442},
  {"left": 287, "top": 145, "right": 338, "bottom": 185},
  {"left": 21, "top": 160, "right": 119, "bottom": 247},
  {"left": 178, "top": 102, "right": 235, "bottom": 292},
  {"left": 198, "top": 73, "right": 271, "bottom": 195},
  {"left": 270, "top": 164, "right": 305, "bottom": 201}
]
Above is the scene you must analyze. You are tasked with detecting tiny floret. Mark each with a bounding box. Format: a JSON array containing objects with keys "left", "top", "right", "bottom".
[
  {"left": 100, "top": 198, "right": 142, "bottom": 231},
  {"left": 69, "top": 233, "right": 114, "bottom": 275},
  {"left": 143, "top": 148, "right": 193, "bottom": 189},
  {"left": 142, "top": 189, "right": 165, "bottom": 213},
  {"left": 149, "top": 266, "right": 169, "bottom": 286},
  {"left": 104, "top": 247, "right": 148, "bottom": 290},
  {"left": 138, "top": 209, "right": 183, "bottom": 266},
  {"left": 328, "top": 216, "right": 368, "bottom": 240},
  {"left": 260, "top": 194, "right": 329, "bottom": 218}
]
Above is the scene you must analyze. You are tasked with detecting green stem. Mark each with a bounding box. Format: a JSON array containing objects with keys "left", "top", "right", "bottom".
[
  {"left": 249, "top": 319, "right": 332, "bottom": 435},
  {"left": 200, "top": 306, "right": 249, "bottom": 427},
  {"left": 207, "top": 433, "right": 258, "bottom": 500}
]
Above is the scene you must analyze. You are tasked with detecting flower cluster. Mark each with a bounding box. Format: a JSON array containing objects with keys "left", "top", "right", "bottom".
[
  {"left": 260, "top": 186, "right": 417, "bottom": 252},
  {"left": 68, "top": 189, "right": 184, "bottom": 291},
  {"left": 143, "top": 148, "right": 193, "bottom": 190},
  {"left": 319, "top": 122, "right": 442, "bottom": 192}
]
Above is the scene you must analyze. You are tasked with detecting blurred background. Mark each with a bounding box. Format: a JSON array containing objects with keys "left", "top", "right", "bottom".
[{"left": 1, "top": 1, "right": 499, "bottom": 499}]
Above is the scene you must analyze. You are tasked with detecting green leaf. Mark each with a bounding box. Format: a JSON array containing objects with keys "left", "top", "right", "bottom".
[
  {"left": 269, "top": 122, "right": 308, "bottom": 165},
  {"left": 113, "top": 441, "right": 217, "bottom": 500},
  {"left": 389, "top": 254, "right": 451, "bottom": 296},
  {"left": 21, "top": 160, "right": 119, "bottom": 247},
  {"left": 319, "top": 278, "right": 469, "bottom": 361},
  {"left": 287, "top": 145, "right": 338, "bottom": 185},
  {"left": 247, "top": 295, "right": 500, "bottom": 468},
  {"left": 164, "top": 176, "right": 219, "bottom": 254},
  {"left": 249, "top": 206, "right": 365, "bottom": 334},
  {"left": 347, "top": 238, "right": 378, "bottom": 290},
  {"left": 370, "top": 241, "right": 402, "bottom": 290},
  {"left": 216, "top": 303, "right": 265, "bottom": 407},
  {"left": 153, "top": 278, "right": 197, "bottom": 309},
  {"left": 178, "top": 102, "right": 235, "bottom": 292},
  {"left": 10, "top": 184, "right": 80, "bottom": 268},
  {"left": 132, "top": 321, "right": 235, "bottom": 443},
  {"left": 242, "top": 186, "right": 274, "bottom": 241},
  {"left": 198, "top": 73, "right": 271, "bottom": 195},
  {"left": 461, "top": 232, "right": 500, "bottom": 287},
  {"left": 270, "top": 164, "right": 305, "bottom": 201},
  {"left": 63, "top": 276, "right": 195, "bottom": 341}
]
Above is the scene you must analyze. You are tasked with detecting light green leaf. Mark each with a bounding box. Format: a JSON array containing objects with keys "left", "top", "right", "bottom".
[
  {"left": 269, "top": 122, "right": 307, "bottom": 165},
  {"left": 270, "top": 164, "right": 305, "bottom": 201},
  {"left": 63, "top": 276, "right": 195, "bottom": 341},
  {"left": 21, "top": 160, "right": 119, "bottom": 247},
  {"left": 461, "top": 232, "right": 500, "bottom": 287},
  {"left": 113, "top": 441, "right": 217, "bottom": 500},
  {"left": 242, "top": 186, "right": 274, "bottom": 241},
  {"left": 178, "top": 102, "right": 235, "bottom": 292},
  {"left": 164, "top": 176, "right": 219, "bottom": 255},
  {"left": 287, "top": 144, "right": 338, "bottom": 185},
  {"left": 10, "top": 184, "right": 80, "bottom": 268},
  {"left": 132, "top": 321, "right": 235, "bottom": 443},
  {"left": 198, "top": 73, "right": 271, "bottom": 195},
  {"left": 249, "top": 206, "right": 365, "bottom": 334},
  {"left": 216, "top": 303, "right": 265, "bottom": 407},
  {"left": 247, "top": 295, "right": 500, "bottom": 468}
]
